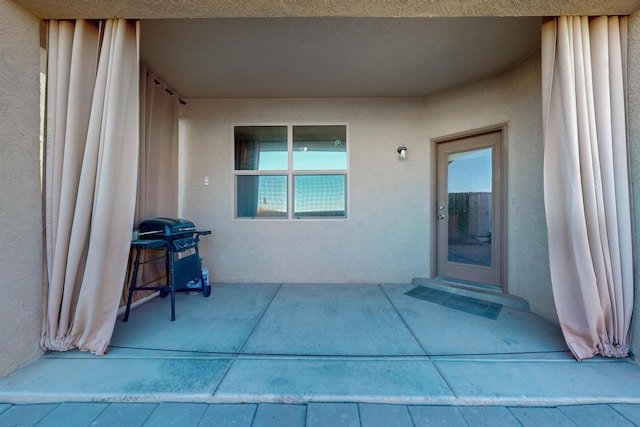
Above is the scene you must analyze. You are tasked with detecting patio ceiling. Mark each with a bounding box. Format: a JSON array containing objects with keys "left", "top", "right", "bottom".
[
  {"left": 140, "top": 17, "right": 542, "bottom": 98},
  {"left": 15, "top": 0, "right": 638, "bottom": 99}
]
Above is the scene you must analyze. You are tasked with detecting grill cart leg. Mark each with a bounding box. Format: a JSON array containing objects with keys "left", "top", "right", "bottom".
[
  {"left": 169, "top": 252, "right": 176, "bottom": 321},
  {"left": 123, "top": 247, "right": 142, "bottom": 322},
  {"left": 170, "top": 288, "right": 176, "bottom": 321}
]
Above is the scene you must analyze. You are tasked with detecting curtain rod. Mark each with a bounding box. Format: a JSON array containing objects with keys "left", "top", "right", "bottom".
[{"left": 151, "top": 76, "right": 187, "bottom": 105}]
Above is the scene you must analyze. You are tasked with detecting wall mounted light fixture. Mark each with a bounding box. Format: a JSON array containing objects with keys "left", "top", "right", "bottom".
[{"left": 397, "top": 145, "right": 407, "bottom": 160}]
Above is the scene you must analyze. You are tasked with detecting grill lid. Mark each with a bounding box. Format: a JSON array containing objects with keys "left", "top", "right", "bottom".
[{"left": 138, "top": 217, "right": 196, "bottom": 237}]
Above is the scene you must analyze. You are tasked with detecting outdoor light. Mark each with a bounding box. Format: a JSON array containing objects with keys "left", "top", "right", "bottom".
[{"left": 397, "top": 145, "right": 407, "bottom": 160}]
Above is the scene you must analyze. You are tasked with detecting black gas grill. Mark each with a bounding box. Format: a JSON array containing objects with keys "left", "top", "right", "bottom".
[{"left": 123, "top": 217, "right": 211, "bottom": 322}]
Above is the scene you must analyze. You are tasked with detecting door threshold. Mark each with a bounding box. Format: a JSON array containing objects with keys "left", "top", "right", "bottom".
[{"left": 411, "top": 277, "right": 530, "bottom": 311}]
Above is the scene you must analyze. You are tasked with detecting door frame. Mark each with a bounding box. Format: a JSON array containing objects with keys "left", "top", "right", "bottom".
[{"left": 430, "top": 124, "right": 508, "bottom": 292}]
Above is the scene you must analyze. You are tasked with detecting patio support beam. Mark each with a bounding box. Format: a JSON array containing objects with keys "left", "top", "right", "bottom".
[{"left": 10, "top": 0, "right": 640, "bottom": 20}]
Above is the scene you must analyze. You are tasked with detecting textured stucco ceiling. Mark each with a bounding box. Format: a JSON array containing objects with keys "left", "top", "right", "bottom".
[{"left": 141, "top": 17, "right": 542, "bottom": 98}]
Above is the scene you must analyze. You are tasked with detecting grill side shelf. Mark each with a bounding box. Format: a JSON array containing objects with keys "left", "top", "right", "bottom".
[{"left": 130, "top": 238, "right": 168, "bottom": 249}]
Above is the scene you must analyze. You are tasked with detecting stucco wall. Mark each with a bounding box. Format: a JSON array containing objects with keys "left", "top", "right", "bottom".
[
  {"left": 179, "top": 52, "right": 555, "bottom": 320},
  {"left": 180, "top": 98, "right": 430, "bottom": 283},
  {"left": 0, "top": 0, "right": 43, "bottom": 378},
  {"left": 423, "top": 53, "right": 555, "bottom": 321}
]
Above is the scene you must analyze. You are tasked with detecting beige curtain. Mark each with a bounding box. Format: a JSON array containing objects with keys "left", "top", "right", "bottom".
[
  {"left": 120, "top": 66, "right": 181, "bottom": 306},
  {"left": 42, "top": 19, "right": 140, "bottom": 355},
  {"left": 136, "top": 65, "right": 179, "bottom": 222},
  {"left": 542, "top": 16, "right": 633, "bottom": 360}
]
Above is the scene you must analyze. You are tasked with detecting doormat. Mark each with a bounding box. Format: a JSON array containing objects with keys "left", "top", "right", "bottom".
[{"left": 405, "top": 286, "right": 502, "bottom": 319}]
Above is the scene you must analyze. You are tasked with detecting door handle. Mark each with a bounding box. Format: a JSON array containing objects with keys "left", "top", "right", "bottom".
[{"left": 437, "top": 214, "right": 446, "bottom": 220}]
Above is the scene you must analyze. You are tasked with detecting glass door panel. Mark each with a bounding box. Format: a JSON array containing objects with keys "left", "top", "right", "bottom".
[
  {"left": 447, "top": 147, "right": 492, "bottom": 267},
  {"left": 436, "top": 131, "right": 503, "bottom": 288}
]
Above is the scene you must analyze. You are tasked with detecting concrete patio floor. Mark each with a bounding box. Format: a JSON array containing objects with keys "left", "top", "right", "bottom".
[{"left": 2, "top": 281, "right": 640, "bottom": 425}]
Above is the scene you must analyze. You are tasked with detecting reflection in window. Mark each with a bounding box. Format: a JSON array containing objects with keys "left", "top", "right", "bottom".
[
  {"left": 294, "top": 175, "right": 346, "bottom": 217},
  {"left": 235, "top": 126, "right": 287, "bottom": 171},
  {"left": 236, "top": 175, "right": 287, "bottom": 218},
  {"left": 234, "top": 124, "right": 347, "bottom": 219},
  {"left": 447, "top": 147, "right": 492, "bottom": 193},
  {"left": 293, "top": 125, "right": 347, "bottom": 170},
  {"left": 447, "top": 147, "right": 492, "bottom": 266}
]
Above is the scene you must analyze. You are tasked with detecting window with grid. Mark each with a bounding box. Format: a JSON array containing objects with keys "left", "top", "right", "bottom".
[{"left": 234, "top": 125, "right": 347, "bottom": 219}]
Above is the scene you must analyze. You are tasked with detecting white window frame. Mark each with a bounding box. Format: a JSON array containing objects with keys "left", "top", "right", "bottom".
[{"left": 233, "top": 123, "right": 349, "bottom": 220}]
